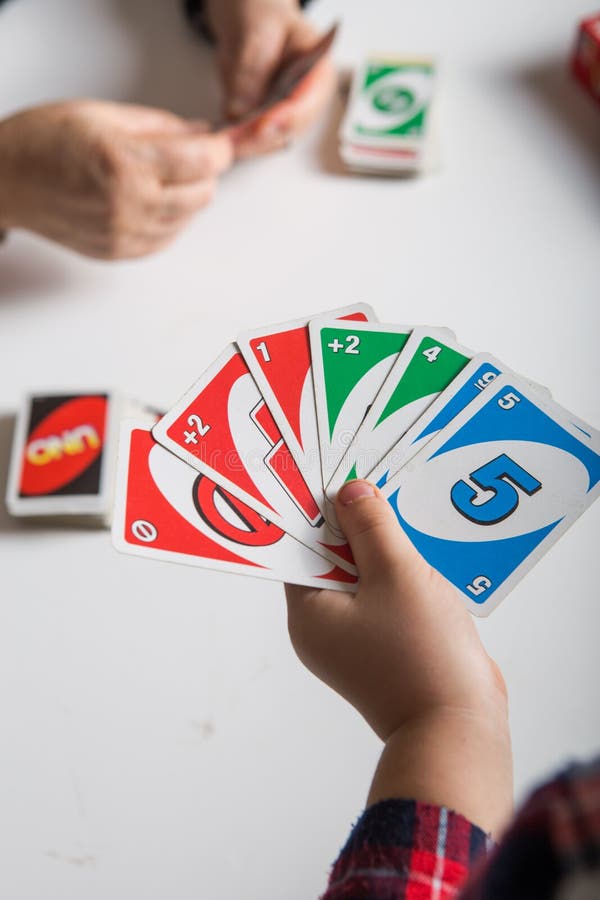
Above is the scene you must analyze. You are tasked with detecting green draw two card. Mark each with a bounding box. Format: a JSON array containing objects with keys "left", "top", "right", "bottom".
[{"left": 309, "top": 319, "right": 412, "bottom": 491}]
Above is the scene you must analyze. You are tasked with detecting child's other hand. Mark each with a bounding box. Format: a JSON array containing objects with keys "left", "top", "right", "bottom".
[{"left": 285, "top": 480, "right": 512, "bottom": 836}]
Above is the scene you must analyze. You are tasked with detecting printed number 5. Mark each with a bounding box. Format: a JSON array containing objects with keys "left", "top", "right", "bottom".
[
  {"left": 451, "top": 453, "right": 541, "bottom": 525},
  {"left": 467, "top": 575, "right": 491, "bottom": 597},
  {"left": 498, "top": 391, "right": 520, "bottom": 410}
]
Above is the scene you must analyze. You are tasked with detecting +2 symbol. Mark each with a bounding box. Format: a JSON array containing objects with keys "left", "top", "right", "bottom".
[{"left": 328, "top": 338, "right": 344, "bottom": 353}]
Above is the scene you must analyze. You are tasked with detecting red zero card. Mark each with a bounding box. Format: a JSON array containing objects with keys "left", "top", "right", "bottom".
[
  {"left": 112, "top": 423, "right": 357, "bottom": 591},
  {"left": 6, "top": 393, "right": 115, "bottom": 518},
  {"left": 236, "top": 304, "right": 375, "bottom": 512},
  {"left": 152, "top": 345, "right": 356, "bottom": 572}
]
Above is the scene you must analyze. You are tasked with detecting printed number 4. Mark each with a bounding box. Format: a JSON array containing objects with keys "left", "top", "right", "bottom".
[
  {"left": 451, "top": 453, "right": 541, "bottom": 525},
  {"left": 422, "top": 345, "right": 442, "bottom": 363},
  {"left": 184, "top": 413, "right": 211, "bottom": 445}
]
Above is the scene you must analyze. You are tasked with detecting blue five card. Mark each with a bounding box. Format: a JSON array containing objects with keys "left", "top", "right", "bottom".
[{"left": 382, "top": 374, "right": 600, "bottom": 616}]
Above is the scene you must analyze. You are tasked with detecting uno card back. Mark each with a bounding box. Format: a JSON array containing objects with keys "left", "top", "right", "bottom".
[{"left": 6, "top": 393, "right": 116, "bottom": 519}]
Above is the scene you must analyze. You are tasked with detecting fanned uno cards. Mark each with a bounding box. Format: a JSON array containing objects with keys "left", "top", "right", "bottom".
[
  {"left": 367, "top": 354, "right": 551, "bottom": 491},
  {"left": 112, "top": 423, "right": 357, "bottom": 592},
  {"left": 151, "top": 344, "right": 355, "bottom": 574},
  {"left": 236, "top": 304, "right": 375, "bottom": 515},
  {"left": 309, "top": 318, "right": 413, "bottom": 491},
  {"left": 326, "top": 327, "right": 464, "bottom": 498},
  {"left": 111, "top": 306, "right": 600, "bottom": 613}
]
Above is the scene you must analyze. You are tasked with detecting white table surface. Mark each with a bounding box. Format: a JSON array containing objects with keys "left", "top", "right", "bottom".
[{"left": 1, "top": 1, "right": 599, "bottom": 898}]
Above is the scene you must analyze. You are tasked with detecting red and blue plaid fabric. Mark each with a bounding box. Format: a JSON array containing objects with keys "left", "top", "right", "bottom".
[
  {"left": 323, "top": 799, "right": 491, "bottom": 899},
  {"left": 459, "top": 758, "right": 600, "bottom": 900},
  {"left": 323, "top": 758, "right": 600, "bottom": 899}
]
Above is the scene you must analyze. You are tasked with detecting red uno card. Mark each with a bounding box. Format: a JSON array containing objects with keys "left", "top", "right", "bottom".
[
  {"left": 152, "top": 345, "right": 356, "bottom": 572},
  {"left": 113, "top": 423, "right": 357, "bottom": 591},
  {"left": 236, "top": 304, "right": 375, "bottom": 515}
]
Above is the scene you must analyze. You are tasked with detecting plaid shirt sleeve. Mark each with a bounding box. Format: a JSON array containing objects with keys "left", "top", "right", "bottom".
[
  {"left": 322, "top": 799, "right": 492, "bottom": 899},
  {"left": 323, "top": 757, "right": 600, "bottom": 900}
]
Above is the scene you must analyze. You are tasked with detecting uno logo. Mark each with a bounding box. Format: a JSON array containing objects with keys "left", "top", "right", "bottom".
[
  {"left": 19, "top": 396, "right": 107, "bottom": 496},
  {"left": 373, "top": 85, "right": 414, "bottom": 114}
]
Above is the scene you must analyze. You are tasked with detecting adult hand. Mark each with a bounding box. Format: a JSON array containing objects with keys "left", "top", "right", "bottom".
[
  {"left": 285, "top": 480, "right": 513, "bottom": 836},
  {"left": 205, "top": 0, "right": 335, "bottom": 157},
  {"left": 0, "top": 100, "right": 233, "bottom": 259}
]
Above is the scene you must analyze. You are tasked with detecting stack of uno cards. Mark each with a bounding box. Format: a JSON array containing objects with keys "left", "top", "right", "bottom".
[
  {"left": 340, "top": 56, "right": 437, "bottom": 175},
  {"left": 112, "top": 307, "right": 600, "bottom": 616},
  {"left": 5, "top": 393, "right": 157, "bottom": 526}
]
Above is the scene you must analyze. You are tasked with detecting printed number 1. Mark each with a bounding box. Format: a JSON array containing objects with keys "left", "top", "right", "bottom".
[
  {"left": 256, "top": 341, "right": 271, "bottom": 363},
  {"left": 451, "top": 453, "right": 541, "bottom": 525}
]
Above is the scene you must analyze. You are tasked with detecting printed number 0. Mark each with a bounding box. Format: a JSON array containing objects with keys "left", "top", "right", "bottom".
[{"left": 451, "top": 453, "right": 541, "bottom": 525}]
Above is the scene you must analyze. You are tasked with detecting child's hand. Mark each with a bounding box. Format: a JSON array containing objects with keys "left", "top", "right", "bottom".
[{"left": 285, "top": 481, "right": 512, "bottom": 836}]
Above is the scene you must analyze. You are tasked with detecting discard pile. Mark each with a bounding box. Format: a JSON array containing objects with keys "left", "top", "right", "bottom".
[
  {"left": 111, "top": 306, "right": 600, "bottom": 616},
  {"left": 339, "top": 57, "right": 437, "bottom": 175}
]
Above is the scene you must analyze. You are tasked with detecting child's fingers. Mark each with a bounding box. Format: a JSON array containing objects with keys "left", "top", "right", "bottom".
[{"left": 334, "top": 480, "right": 426, "bottom": 588}]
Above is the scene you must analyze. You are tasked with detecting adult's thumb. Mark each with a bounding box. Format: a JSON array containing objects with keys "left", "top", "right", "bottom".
[{"left": 335, "top": 480, "right": 421, "bottom": 586}]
